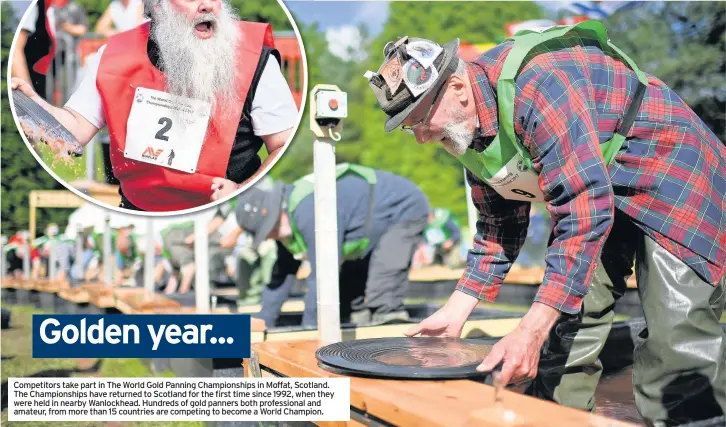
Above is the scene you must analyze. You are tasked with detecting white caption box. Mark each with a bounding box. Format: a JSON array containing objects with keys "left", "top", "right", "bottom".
[{"left": 9, "top": 378, "right": 350, "bottom": 422}]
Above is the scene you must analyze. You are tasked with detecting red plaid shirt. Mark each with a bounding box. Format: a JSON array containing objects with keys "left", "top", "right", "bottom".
[{"left": 457, "top": 34, "right": 726, "bottom": 314}]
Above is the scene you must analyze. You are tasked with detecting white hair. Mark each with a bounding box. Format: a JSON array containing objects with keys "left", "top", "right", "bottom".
[
  {"left": 439, "top": 59, "right": 474, "bottom": 156},
  {"left": 142, "top": 0, "right": 157, "bottom": 19},
  {"left": 453, "top": 58, "right": 467, "bottom": 77}
]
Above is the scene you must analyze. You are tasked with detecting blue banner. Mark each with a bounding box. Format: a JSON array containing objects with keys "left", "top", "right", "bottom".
[{"left": 32, "top": 314, "right": 251, "bottom": 358}]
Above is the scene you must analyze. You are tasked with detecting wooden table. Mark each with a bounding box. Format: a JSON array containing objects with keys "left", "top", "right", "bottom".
[
  {"left": 1, "top": 277, "right": 20, "bottom": 288},
  {"left": 249, "top": 340, "right": 637, "bottom": 427},
  {"left": 237, "top": 299, "right": 305, "bottom": 314},
  {"left": 58, "top": 287, "right": 90, "bottom": 304},
  {"left": 407, "top": 265, "right": 638, "bottom": 289},
  {"left": 112, "top": 288, "right": 182, "bottom": 314},
  {"left": 260, "top": 317, "right": 521, "bottom": 344},
  {"left": 81, "top": 283, "right": 115, "bottom": 308},
  {"left": 34, "top": 279, "right": 70, "bottom": 293}
]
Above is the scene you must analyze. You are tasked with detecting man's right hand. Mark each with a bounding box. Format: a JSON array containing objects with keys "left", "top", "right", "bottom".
[
  {"left": 404, "top": 290, "right": 480, "bottom": 338},
  {"left": 10, "top": 77, "right": 100, "bottom": 148}
]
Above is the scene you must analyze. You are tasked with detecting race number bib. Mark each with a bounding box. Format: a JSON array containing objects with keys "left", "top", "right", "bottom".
[
  {"left": 125, "top": 87, "right": 211, "bottom": 173},
  {"left": 485, "top": 153, "right": 545, "bottom": 202}
]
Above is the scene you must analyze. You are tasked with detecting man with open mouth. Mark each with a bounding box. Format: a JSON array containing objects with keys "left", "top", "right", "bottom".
[
  {"left": 11, "top": 0, "right": 299, "bottom": 213},
  {"left": 366, "top": 22, "right": 725, "bottom": 427}
]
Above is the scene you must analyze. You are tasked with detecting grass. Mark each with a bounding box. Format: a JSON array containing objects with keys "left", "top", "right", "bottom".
[
  {"left": 35, "top": 138, "right": 106, "bottom": 183},
  {"left": 1, "top": 304, "right": 204, "bottom": 427}
]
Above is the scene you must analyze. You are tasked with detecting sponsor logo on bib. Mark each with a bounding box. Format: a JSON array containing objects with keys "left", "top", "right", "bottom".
[{"left": 142, "top": 147, "right": 163, "bottom": 161}]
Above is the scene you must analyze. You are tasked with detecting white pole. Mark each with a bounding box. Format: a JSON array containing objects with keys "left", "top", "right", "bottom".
[
  {"left": 313, "top": 137, "right": 342, "bottom": 345},
  {"left": 75, "top": 226, "right": 84, "bottom": 279},
  {"left": 103, "top": 216, "right": 112, "bottom": 286},
  {"left": 48, "top": 241, "right": 57, "bottom": 279},
  {"left": 464, "top": 168, "right": 478, "bottom": 248},
  {"left": 194, "top": 218, "right": 210, "bottom": 313},
  {"left": 86, "top": 136, "right": 97, "bottom": 181},
  {"left": 1, "top": 245, "right": 6, "bottom": 277},
  {"left": 23, "top": 243, "right": 31, "bottom": 280},
  {"left": 144, "top": 219, "right": 155, "bottom": 295}
]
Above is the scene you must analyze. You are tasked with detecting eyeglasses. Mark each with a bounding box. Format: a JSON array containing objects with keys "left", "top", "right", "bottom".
[{"left": 400, "top": 82, "right": 446, "bottom": 135}]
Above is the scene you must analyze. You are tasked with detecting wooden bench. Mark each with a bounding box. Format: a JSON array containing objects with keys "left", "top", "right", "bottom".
[
  {"left": 34, "top": 279, "right": 70, "bottom": 293},
  {"left": 14, "top": 279, "right": 37, "bottom": 291},
  {"left": 1, "top": 277, "right": 20, "bottom": 288},
  {"left": 58, "top": 287, "right": 90, "bottom": 304},
  {"left": 236, "top": 299, "right": 305, "bottom": 314},
  {"left": 407, "top": 265, "right": 638, "bottom": 288},
  {"left": 32, "top": 279, "right": 70, "bottom": 311},
  {"left": 210, "top": 287, "right": 239, "bottom": 297},
  {"left": 112, "top": 288, "right": 182, "bottom": 314},
  {"left": 81, "top": 283, "right": 116, "bottom": 310},
  {"left": 248, "top": 340, "right": 638, "bottom": 427},
  {"left": 258, "top": 317, "right": 521, "bottom": 344}
]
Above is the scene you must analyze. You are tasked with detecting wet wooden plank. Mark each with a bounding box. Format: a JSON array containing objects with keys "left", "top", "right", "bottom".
[
  {"left": 15, "top": 279, "right": 37, "bottom": 290},
  {"left": 58, "top": 287, "right": 89, "bottom": 303},
  {"left": 81, "top": 283, "right": 115, "bottom": 308},
  {"left": 1, "top": 278, "right": 20, "bottom": 288},
  {"left": 237, "top": 299, "right": 305, "bottom": 314},
  {"left": 252, "top": 340, "right": 638, "bottom": 427},
  {"left": 112, "top": 288, "right": 181, "bottom": 314},
  {"left": 34, "top": 279, "right": 70, "bottom": 293},
  {"left": 407, "top": 266, "right": 638, "bottom": 288},
  {"left": 262, "top": 318, "right": 520, "bottom": 344}
]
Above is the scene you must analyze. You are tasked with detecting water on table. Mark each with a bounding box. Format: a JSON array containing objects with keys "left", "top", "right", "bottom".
[{"left": 594, "top": 367, "right": 642, "bottom": 425}]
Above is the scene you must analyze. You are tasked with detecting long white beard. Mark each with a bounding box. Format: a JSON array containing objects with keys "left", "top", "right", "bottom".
[{"left": 151, "top": 1, "right": 240, "bottom": 110}]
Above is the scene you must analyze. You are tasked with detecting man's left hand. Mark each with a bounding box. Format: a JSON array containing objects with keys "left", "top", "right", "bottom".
[
  {"left": 476, "top": 302, "right": 560, "bottom": 386},
  {"left": 210, "top": 177, "right": 240, "bottom": 202}
]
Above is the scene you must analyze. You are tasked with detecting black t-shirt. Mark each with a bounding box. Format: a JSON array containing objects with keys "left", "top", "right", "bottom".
[{"left": 22, "top": 0, "right": 52, "bottom": 98}]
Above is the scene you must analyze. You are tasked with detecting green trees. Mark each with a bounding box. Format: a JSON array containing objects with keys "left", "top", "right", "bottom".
[
  {"left": 73, "top": 0, "right": 295, "bottom": 31},
  {"left": 230, "top": 0, "right": 294, "bottom": 31},
  {"left": 603, "top": 1, "right": 725, "bottom": 141},
  {"left": 274, "top": 1, "right": 725, "bottom": 226},
  {"left": 1, "top": 2, "right": 72, "bottom": 236},
  {"left": 273, "top": 2, "right": 545, "bottom": 224}
]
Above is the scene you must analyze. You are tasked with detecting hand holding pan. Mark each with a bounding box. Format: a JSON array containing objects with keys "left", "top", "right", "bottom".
[{"left": 12, "top": 89, "right": 84, "bottom": 160}]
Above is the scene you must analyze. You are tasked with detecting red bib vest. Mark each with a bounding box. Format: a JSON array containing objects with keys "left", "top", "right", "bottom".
[{"left": 96, "top": 20, "right": 274, "bottom": 212}]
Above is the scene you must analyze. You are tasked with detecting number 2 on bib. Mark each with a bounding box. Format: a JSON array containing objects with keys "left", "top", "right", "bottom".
[{"left": 155, "top": 117, "right": 173, "bottom": 141}]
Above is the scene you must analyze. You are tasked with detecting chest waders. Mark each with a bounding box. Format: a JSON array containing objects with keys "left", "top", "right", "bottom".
[
  {"left": 456, "top": 20, "right": 649, "bottom": 202},
  {"left": 285, "top": 163, "right": 378, "bottom": 261}
]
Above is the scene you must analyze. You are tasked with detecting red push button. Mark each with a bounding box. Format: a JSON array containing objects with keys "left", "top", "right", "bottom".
[{"left": 328, "top": 99, "right": 339, "bottom": 110}]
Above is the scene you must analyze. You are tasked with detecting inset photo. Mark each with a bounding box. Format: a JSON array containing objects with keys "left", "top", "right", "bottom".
[{"left": 7, "top": 0, "right": 306, "bottom": 215}]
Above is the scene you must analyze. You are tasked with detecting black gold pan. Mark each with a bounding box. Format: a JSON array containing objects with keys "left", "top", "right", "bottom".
[{"left": 316, "top": 337, "right": 497, "bottom": 380}]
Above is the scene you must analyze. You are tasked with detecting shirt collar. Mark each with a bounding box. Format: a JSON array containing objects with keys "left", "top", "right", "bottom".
[{"left": 466, "top": 62, "right": 499, "bottom": 150}]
